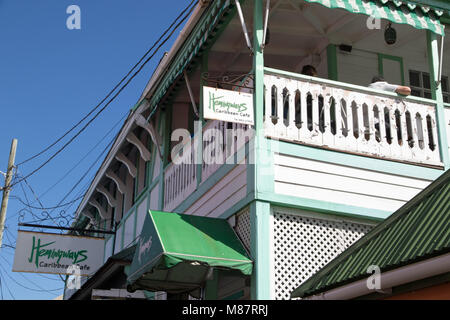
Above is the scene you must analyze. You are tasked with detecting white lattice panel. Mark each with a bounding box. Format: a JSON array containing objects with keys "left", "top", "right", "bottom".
[
  {"left": 234, "top": 208, "right": 251, "bottom": 253},
  {"left": 273, "top": 211, "right": 374, "bottom": 300}
]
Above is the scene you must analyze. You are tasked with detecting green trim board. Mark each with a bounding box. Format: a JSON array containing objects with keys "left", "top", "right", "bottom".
[
  {"left": 291, "top": 168, "right": 450, "bottom": 299},
  {"left": 327, "top": 44, "right": 338, "bottom": 81},
  {"left": 378, "top": 53, "right": 405, "bottom": 85},
  {"left": 127, "top": 210, "right": 253, "bottom": 294},
  {"left": 259, "top": 192, "right": 391, "bottom": 222},
  {"left": 147, "top": 0, "right": 235, "bottom": 118},
  {"left": 303, "top": 0, "right": 445, "bottom": 35}
]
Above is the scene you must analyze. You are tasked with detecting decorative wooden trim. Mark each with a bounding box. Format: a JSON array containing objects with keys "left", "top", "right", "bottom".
[
  {"left": 88, "top": 198, "right": 109, "bottom": 220},
  {"left": 105, "top": 170, "right": 126, "bottom": 195},
  {"left": 96, "top": 185, "right": 118, "bottom": 208},
  {"left": 115, "top": 152, "right": 137, "bottom": 178},
  {"left": 126, "top": 132, "right": 151, "bottom": 162},
  {"left": 135, "top": 114, "right": 162, "bottom": 159}
]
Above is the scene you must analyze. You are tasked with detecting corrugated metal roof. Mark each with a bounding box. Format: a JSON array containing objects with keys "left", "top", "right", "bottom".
[{"left": 291, "top": 169, "right": 450, "bottom": 299}]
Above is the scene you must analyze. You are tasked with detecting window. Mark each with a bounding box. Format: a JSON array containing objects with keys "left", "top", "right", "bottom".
[{"left": 409, "top": 70, "right": 450, "bottom": 102}]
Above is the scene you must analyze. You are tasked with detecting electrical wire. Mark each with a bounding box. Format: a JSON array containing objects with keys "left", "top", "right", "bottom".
[
  {"left": 0, "top": 257, "right": 63, "bottom": 294},
  {"left": 0, "top": 272, "right": 15, "bottom": 300},
  {"left": 6, "top": 111, "right": 126, "bottom": 224},
  {"left": 15, "top": 0, "right": 196, "bottom": 171},
  {"left": 12, "top": 195, "right": 84, "bottom": 211},
  {"left": 36, "top": 111, "right": 129, "bottom": 202}
]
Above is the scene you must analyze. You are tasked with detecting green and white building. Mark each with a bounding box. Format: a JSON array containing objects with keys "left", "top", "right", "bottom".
[{"left": 63, "top": 0, "right": 450, "bottom": 300}]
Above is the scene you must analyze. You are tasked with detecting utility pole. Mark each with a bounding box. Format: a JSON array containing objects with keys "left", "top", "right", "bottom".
[{"left": 0, "top": 138, "right": 18, "bottom": 250}]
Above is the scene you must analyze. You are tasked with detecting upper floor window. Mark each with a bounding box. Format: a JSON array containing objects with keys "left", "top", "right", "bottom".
[{"left": 409, "top": 70, "right": 450, "bottom": 102}]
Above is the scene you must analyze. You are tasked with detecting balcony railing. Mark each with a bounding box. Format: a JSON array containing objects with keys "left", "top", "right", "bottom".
[
  {"left": 163, "top": 119, "right": 251, "bottom": 212},
  {"left": 264, "top": 67, "right": 442, "bottom": 167}
]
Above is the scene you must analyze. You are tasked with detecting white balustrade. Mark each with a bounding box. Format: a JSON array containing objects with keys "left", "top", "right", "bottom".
[
  {"left": 164, "top": 119, "right": 252, "bottom": 212},
  {"left": 163, "top": 139, "right": 197, "bottom": 212},
  {"left": 264, "top": 71, "right": 442, "bottom": 166}
]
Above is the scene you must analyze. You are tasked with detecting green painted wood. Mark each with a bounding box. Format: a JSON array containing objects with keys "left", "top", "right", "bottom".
[
  {"left": 377, "top": 53, "right": 405, "bottom": 85},
  {"left": 327, "top": 44, "right": 338, "bottom": 81},
  {"left": 427, "top": 30, "right": 450, "bottom": 170},
  {"left": 258, "top": 191, "right": 390, "bottom": 222},
  {"left": 250, "top": 200, "right": 272, "bottom": 300}
]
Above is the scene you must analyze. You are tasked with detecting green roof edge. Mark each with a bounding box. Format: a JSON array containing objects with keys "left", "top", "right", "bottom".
[{"left": 291, "top": 169, "right": 450, "bottom": 298}]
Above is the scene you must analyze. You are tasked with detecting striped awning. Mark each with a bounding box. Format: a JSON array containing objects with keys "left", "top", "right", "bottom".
[{"left": 304, "top": 0, "right": 445, "bottom": 36}]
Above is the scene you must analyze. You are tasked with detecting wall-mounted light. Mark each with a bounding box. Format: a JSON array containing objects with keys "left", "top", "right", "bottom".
[
  {"left": 339, "top": 44, "right": 353, "bottom": 53},
  {"left": 384, "top": 22, "right": 397, "bottom": 45}
]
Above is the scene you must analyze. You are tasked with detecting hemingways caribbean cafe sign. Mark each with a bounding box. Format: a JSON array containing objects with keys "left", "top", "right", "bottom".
[
  {"left": 12, "top": 231, "right": 104, "bottom": 276},
  {"left": 203, "top": 86, "right": 254, "bottom": 125}
]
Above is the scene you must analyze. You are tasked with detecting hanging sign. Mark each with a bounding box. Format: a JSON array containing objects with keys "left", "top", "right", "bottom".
[
  {"left": 12, "top": 230, "right": 104, "bottom": 276},
  {"left": 203, "top": 86, "right": 254, "bottom": 125}
]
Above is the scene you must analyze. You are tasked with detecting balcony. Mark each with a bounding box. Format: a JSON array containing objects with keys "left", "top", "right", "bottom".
[
  {"left": 163, "top": 120, "right": 251, "bottom": 212},
  {"left": 264, "top": 67, "right": 442, "bottom": 167}
]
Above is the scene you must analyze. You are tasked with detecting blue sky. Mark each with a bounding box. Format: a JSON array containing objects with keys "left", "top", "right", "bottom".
[{"left": 0, "top": 0, "right": 190, "bottom": 300}]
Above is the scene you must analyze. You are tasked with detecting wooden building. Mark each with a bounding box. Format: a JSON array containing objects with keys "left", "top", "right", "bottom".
[{"left": 64, "top": 0, "right": 450, "bottom": 300}]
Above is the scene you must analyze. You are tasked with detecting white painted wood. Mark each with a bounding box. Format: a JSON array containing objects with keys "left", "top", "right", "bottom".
[
  {"left": 106, "top": 170, "right": 126, "bottom": 195},
  {"left": 264, "top": 72, "right": 442, "bottom": 166},
  {"left": 96, "top": 185, "right": 117, "bottom": 208},
  {"left": 136, "top": 199, "right": 148, "bottom": 236},
  {"left": 88, "top": 199, "right": 109, "bottom": 220},
  {"left": 123, "top": 213, "right": 135, "bottom": 248},
  {"left": 135, "top": 114, "right": 162, "bottom": 159},
  {"left": 446, "top": 108, "right": 450, "bottom": 158},
  {"left": 185, "top": 162, "right": 247, "bottom": 218},
  {"left": 103, "top": 237, "right": 114, "bottom": 264},
  {"left": 115, "top": 225, "right": 122, "bottom": 251},
  {"left": 273, "top": 153, "right": 430, "bottom": 189},
  {"left": 115, "top": 152, "right": 137, "bottom": 178},
  {"left": 126, "top": 132, "right": 151, "bottom": 162},
  {"left": 273, "top": 153, "right": 433, "bottom": 213},
  {"left": 150, "top": 184, "right": 159, "bottom": 211}
]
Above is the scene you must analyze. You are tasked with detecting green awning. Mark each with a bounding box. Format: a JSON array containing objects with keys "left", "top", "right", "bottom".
[
  {"left": 126, "top": 210, "right": 252, "bottom": 294},
  {"left": 305, "top": 0, "right": 445, "bottom": 36}
]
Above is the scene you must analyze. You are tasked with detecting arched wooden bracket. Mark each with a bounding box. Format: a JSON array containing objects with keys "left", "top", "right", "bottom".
[
  {"left": 126, "top": 132, "right": 152, "bottom": 162},
  {"left": 88, "top": 198, "right": 110, "bottom": 221},
  {"left": 81, "top": 210, "right": 97, "bottom": 227},
  {"left": 115, "top": 152, "right": 137, "bottom": 178},
  {"left": 105, "top": 170, "right": 126, "bottom": 195},
  {"left": 135, "top": 114, "right": 162, "bottom": 159},
  {"left": 96, "top": 185, "right": 118, "bottom": 208}
]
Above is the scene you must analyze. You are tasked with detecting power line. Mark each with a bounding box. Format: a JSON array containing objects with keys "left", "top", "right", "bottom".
[
  {"left": 0, "top": 272, "right": 15, "bottom": 300},
  {"left": 15, "top": 0, "right": 196, "bottom": 171},
  {"left": 0, "top": 257, "right": 63, "bottom": 294},
  {"left": 5, "top": 111, "right": 126, "bottom": 224},
  {"left": 9, "top": 130, "right": 118, "bottom": 228},
  {"left": 36, "top": 111, "right": 129, "bottom": 202},
  {"left": 11, "top": 195, "right": 84, "bottom": 211}
]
